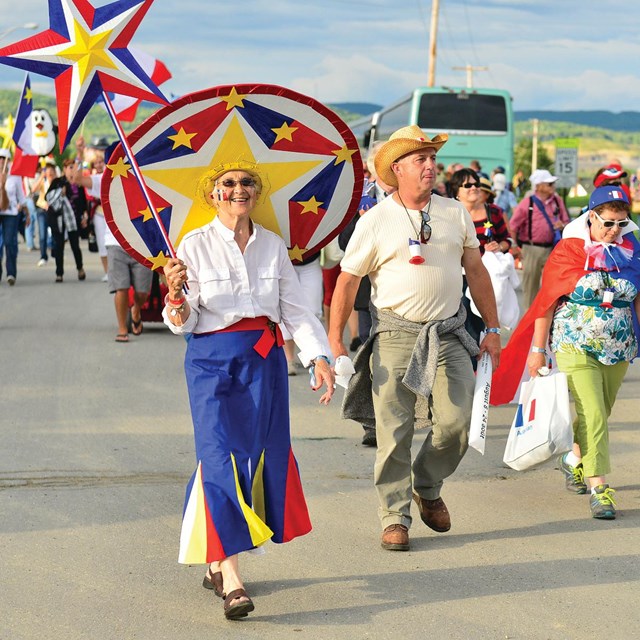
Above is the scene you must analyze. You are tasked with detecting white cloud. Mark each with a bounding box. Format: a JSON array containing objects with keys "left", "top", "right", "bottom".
[{"left": 1, "top": 0, "right": 640, "bottom": 114}]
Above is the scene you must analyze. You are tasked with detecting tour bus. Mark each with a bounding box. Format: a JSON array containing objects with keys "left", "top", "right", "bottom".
[{"left": 351, "top": 86, "right": 514, "bottom": 180}]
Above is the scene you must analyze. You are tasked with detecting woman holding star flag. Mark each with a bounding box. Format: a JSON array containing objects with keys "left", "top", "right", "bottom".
[{"left": 163, "top": 161, "right": 335, "bottom": 620}]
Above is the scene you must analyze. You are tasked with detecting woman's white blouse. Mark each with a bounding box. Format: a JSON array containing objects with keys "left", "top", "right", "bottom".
[{"left": 162, "top": 217, "right": 330, "bottom": 366}]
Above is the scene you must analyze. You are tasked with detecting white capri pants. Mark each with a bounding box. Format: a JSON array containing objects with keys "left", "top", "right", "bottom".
[{"left": 93, "top": 210, "right": 108, "bottom": 258}]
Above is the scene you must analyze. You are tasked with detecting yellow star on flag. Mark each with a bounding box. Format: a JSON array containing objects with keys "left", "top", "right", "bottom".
[
  {"left": 107, "top": 157, "right": 131, "bottom": 179},
  {"left": 58, "top": 20, "right": 116, "bottom": 84},
  {"left": 220, "top": 87, "right": 247, "bottom": 111},
  {"left": 332, "top": 145, "right": 357, "bottom": 165},
  {"left": 298, "top": 196, "right": 323, "bottom": 215},
  {"left": 139, "top": 206, "right": 166, "bottom": 222},
  {"left": 147, "top": 251, "right": 169, "bottom": 271},
  {"left": 272, "top": 122, "right": 298, "bottom": 143},
  {"left": 24, "top": 87, "right": 33, "bottom": 104},
  {"left": 288, "top": 245, "right": 307, "bottom": 261},
  {"left": 483, "top": 221, "right": 493, "bottom": 229},
  {"left": 142, "top": 114, "right": 323, "bottom": 245},
  {"left": 167, "top": 127, "right": 197, "bottom": 150}
]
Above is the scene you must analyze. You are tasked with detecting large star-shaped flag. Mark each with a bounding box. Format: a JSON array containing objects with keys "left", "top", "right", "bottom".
[
  {"left": 0, "top": 0, "right": 168, "bottom": 150},
  {"left": 102, "top": 84, "right": 364, "bottom": 268}
]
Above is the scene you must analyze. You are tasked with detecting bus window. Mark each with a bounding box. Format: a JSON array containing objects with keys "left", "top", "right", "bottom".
[
  {"left": 375, "top": 97, "right": 412, "bottom": 141},
  {"left": 349, "top": 113, "right": 377, "bottom": 150},
  {"left": 417, "top": 93, "right": 508, "bottom": 133}
]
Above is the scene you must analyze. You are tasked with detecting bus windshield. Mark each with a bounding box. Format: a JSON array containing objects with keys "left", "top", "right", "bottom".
[{"left": 418, "top": 93, "right": 508, "bottom": 133}]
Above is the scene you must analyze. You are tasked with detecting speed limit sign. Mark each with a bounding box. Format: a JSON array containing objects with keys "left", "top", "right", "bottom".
[{"left": 555, "top": 139, "right": 578, "bottom": 189}]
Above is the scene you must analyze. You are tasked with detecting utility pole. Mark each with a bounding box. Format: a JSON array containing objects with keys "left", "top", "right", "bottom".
[
  {"left": 427, "top": 0, "right": 440, "bottom": 87},
  {"left": 531, "top": 118, "right": 539, "bottom": 171},
  {"left": 452, "top": 64, "right": 488, "bottom": 88}
]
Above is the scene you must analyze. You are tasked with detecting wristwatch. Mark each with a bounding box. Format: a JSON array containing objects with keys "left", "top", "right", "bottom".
[
  {"left": 531, "top": 346, "right": 547, "bottom": 353},
  {"left": 485, "top": 327, "right": 501, "bottom": 335}
]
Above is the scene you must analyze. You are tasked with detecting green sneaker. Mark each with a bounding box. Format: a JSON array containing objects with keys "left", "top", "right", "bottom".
[
  {"left": 558, "top": 454, "right": 587, "bottom": 494},
  {"left": 590, "top": 484, "right": 616, "bottom": 520}
]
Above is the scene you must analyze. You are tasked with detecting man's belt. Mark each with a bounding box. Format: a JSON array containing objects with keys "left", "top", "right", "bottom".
[{"left": 524, "top": 241, "right": 553, "bottom": 248}]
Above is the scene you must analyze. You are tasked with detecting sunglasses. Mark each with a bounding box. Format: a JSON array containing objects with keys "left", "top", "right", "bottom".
[
  {"left": 592, "top": 209, "right": 631, "bottom": 228},
  {"left": 420, "top": 210, "right": 432, "bottom": 243},
  {"left": 461, "top": 182, "right": 479, "bottom": 189},
  {"left": 217, "top": 177, "right": 257, "bottom": 188}
]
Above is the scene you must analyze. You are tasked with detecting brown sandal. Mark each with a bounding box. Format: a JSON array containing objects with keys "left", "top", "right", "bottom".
[
  {"left": 202, "top": 569, "right": 224, "bottom": 598},
  {"left": 223, "top": 588, "right": 254, "bottom": 620}
]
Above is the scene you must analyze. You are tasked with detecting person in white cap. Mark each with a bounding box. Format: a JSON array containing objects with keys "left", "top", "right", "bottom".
[
  {"left": 0, "top": 149, "right": 26, "bottom": 286},
  {"left": 329, "top": 125, "right": 501, "bottom": 552},
  {"left": 509, "top": 169, "right": 570, "bottom": 307}
]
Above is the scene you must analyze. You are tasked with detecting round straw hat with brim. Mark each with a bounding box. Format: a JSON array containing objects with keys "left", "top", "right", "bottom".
[
  {"left": 197, "top": 160, "right": 265, "bottom": 209},
  {"left": 479, "top": 176, "right": 495, "bottom": 196},
  {"left": 374, "top": 125, "right": 448, "bottom": 187}
]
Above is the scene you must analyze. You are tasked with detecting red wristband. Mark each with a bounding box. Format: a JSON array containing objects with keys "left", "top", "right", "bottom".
[{"left": 164, "top": 294, "right": 185, "bottom": 307}]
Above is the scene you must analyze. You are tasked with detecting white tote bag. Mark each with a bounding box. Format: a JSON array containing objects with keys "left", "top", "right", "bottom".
[
  {"left": 503, "top": 372, "right": 573, "bottom": 471},
  {"left": 469, "top": 351, "right": 492, "bottom": 455}
]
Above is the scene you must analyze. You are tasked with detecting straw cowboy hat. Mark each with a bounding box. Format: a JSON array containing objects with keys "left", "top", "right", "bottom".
[{"left": 374, "top": 125, "right": 448, "bottom": 187}]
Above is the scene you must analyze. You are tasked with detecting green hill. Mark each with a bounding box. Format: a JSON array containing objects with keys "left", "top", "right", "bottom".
[
  {"left": 2, "top": 89, "right": 638, "bottom": 178},
  {"left": 0, "top": 89, "right": 365, "bottom": 149},
  {"left": 0, "top": 89, "right": 157, "bottom": 151},
  {"left": 515, "top": 110, "right": 640, "bottom": 132}
]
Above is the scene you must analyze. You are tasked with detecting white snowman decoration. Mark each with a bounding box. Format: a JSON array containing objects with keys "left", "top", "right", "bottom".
[{"left": 31, "top": 109, "right": 57, "bottom": 156}]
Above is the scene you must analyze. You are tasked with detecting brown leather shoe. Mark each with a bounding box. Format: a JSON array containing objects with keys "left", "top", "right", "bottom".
[
  {"left": 413, "top": 493, "right": 451, "bottom": 532},
  {"left": 381, "top": 524, "right": 409, "bottom": 551}
]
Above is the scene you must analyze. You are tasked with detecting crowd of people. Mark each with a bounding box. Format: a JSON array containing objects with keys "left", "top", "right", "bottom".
[
  {"left": 0, "top": 139, "right": 105, "bottom": 285},
  {"left": 1, "top": 125, "right": 637, "bottom": 620},
  {"left": 0, "top": 137, "right": 155, "bottom": 343}
]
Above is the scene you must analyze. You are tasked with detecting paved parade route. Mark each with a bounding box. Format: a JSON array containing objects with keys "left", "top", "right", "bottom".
[{"left": 1, "top": 248, "right": 639, "bottom": 640}]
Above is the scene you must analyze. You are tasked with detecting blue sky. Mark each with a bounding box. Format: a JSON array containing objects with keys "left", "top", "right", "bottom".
[{"left": 2, "top": 0, "right": 640, "bottom": 113}]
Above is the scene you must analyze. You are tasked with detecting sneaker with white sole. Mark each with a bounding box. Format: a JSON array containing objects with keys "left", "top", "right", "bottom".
[
  {"left": 558, "top": 453, "right": 587, "bottom": 494},
  {"left": 590, "top": 484, "right": 616, "bottom": 520},
  {"left": 37, "top": 258, "right": 47, "bottom": 267},
  {"left": 7, "top": 275, "right": 16, "bottom": 286}
]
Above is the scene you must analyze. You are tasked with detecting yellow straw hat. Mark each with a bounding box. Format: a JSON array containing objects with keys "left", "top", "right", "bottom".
[
  {"left": 374, "top": 125, "right": 448, "bottom": 187},
  {"left": 197, "top": 160, "right": 264, "bottom": 209}
]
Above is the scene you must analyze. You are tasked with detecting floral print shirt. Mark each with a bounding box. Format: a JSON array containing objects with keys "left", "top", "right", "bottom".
[{"left": 551, "top": 271, "right": 638, "bottom": 365}]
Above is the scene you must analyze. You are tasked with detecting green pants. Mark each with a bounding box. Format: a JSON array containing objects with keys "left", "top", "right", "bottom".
[
  {"left": 371, "top": 331, "right": 474, "bottom": 529},
  {"left": 556, "top": 352, "right": 628, "bottom": 478}
]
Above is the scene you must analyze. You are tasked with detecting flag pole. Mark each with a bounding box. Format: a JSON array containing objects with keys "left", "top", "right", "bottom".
[{"left": 101, "top": 89, "right": 177, "bottom": 260}]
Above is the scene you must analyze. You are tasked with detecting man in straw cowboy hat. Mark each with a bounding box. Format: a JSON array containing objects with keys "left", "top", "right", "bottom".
[{"left": 329, "top": 125, "right": 501, "bottom": 551}]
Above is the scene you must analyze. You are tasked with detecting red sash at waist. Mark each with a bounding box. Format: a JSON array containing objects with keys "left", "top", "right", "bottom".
[{"left": 200, "top": 316, "right": 284, "bottom": 359}]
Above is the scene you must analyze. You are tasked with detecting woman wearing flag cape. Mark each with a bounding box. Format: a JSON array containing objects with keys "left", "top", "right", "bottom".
[
  {"left": 492, "top": 186, "right": 640, "bottom": 521},
  {"left": 163, "top": 160, "right": 335, "bottom": 620}
]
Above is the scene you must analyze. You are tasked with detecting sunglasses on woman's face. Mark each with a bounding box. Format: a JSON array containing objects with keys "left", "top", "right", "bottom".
[
  {"left": 592, "top": 209, "right": 631, "bottom": 228},
  {"left": 217, "top": 177, "right": 257, "bottom": 188},
  {"left": 461, "top": 182, "right": 479, "bottom": 189},
  {"left": 420, "top": 210, "right": 432, "bottom": 243}
]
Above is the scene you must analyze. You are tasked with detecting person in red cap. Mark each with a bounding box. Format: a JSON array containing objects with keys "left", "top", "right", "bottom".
[{"left": 593, "top": 163, "right": 632, "bottom": 206}]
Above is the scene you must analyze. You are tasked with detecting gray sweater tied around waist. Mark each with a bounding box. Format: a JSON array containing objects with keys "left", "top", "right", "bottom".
[{"left": 341, "top": 302, "right": 479, "bottom": 428}]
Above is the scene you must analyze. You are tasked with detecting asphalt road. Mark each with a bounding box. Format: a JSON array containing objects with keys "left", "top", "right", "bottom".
[{"left": 1, "top": 246, "right": 639, "bottom": 640}]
